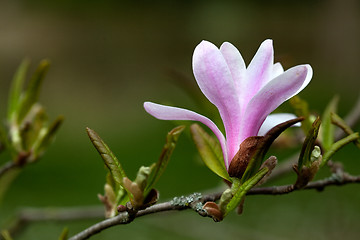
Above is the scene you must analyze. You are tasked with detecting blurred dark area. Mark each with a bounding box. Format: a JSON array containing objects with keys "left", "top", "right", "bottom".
[{"left": 0, "top": 0, "right": 359, "bottom": 239}]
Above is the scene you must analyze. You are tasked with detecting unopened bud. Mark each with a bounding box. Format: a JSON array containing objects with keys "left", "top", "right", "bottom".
[
  {"left": 228, "top": 136, "right": 263, "bottom": 178},
  {"left": 117, "top": 204, "right": 127, "bottom": 212},
  {"left": 203, "top": 202, "right": 223, "bottom": 222}
]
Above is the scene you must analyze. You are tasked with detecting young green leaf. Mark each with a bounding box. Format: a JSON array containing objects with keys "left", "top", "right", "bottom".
[
  {"left": 298, "top": 117, "right": 321, "bottom": 171},
  {"left": 331, "top": 112, "right": 360, "bottom": 148},
  {"left": 58, "top": 227, "right": 69, "bottom": 240},
  {"left": 105, "top": 172, "right": 129, "bottom": 207},
  {"left": 7, "top": 58, "right": 30, "bottom": 121},
  {"left": 17, "top": 60, "right": 50, "bottom": 124},
  {"left": 1, "top": 230, "right": 13, "bottom": 240},
  {"left": 190, "top": 123, "right": 230, "bottom": 181},
  {"left": 31, "top": 115, "right": 64, "bottom": 161},
  {"left": 145, "top": 125, "right": 185, "bottom": 194},
  {"left": 289, "top": 96, "right": 312, "bottom": 133},
  {"left": 294, "top": 146, "right": 322, "bottom": 189},
  {"left": 86, "top": 128, "right": 127, "bottom": 186},
  {"left": 22, "top": 105, "right": 47, "bottom": 151},
  {"left": 321, "top": 96, "right": 339, "bottom": 151},
  {"left": 136, "top": 166, "right": 153, "bottom": 192},
  {"left": 224, "top": 167, "right": 269, "bottom": 216},
  {"left": 106, "top": 172, "right": 116, "bottom": 191},
  {"left": 116, "top": 188, "right": 130, "bottom": 207},
  {"left": 218, "top": 188, "right": 233, "bottom": 216},
  {"left": 321, "top": 132, "right": 359, "bottom": 167}
]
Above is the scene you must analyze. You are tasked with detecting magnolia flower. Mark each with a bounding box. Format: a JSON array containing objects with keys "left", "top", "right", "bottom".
[{"left": 144, "top": 39, "right": 312, "bottom": 169}]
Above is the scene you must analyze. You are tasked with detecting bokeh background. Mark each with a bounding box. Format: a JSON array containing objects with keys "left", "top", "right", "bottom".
[{"left": 0, "top": 0, "right": 360, "bottom": 239}]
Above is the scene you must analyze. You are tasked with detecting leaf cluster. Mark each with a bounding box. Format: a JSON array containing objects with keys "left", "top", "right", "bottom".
[
  {"left": 0, "top": 60, "right": 63, "bottom": 201},
  {"left": 1, "top": 59, "right": 63, "bottom": 164},
  {"left": 87, "top": 125, "right": 185, "bottom": 217}
]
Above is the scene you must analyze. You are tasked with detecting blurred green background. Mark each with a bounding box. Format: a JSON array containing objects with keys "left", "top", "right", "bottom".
[{"left": 0, "top": 0, "right": 360, "bottom": 239}]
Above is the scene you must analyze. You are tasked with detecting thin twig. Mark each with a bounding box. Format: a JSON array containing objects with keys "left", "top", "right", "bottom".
[
  {"left": 248, "top": 173, "right": 360, "bottom": 195},
  {"left": 68, "top": 194, "right": 221, "bottom": 240},
  {"left": 0, "top": 206, "right": 104, "bottom": 240},
  {"left": 68, "top": 172, "right": 360, "bottom": 240},
  {"left": 0, "top": 161, "right": 17, "bottom": 179}
]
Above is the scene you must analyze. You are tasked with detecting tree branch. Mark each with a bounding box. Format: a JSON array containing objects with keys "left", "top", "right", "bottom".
[{"left": 68, "top": 172, "right": 360, "bottom": 240}]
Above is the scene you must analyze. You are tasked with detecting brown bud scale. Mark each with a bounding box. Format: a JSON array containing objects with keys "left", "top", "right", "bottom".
[{"left": 228, "top": 136, "right": 264, "bottom": 178}]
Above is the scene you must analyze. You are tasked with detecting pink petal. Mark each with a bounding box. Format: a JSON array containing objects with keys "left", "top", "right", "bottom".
[
  {"left": 286, "top": 65, "right": 313, "bottom": 100},
  {"left": 219, "top": 42, "right": 246, "bottom": 106},
  {"left": 240, "top": 64, "right": 311, "bottom": 142},
  {"left": 258, "top": 113, "right": 300, "bottom": 136},
  {"left": 144, "top": 102, "right": 229, "bottom": 168},
  {"left": 245, "top": 39, "right": 274, "bottom": 104},
  {"left": 193, "top": 41, "right": 242, "bottom": 163}
]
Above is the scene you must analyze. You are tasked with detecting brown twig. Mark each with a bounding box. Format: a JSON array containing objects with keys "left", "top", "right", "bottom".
[
  {"left": 248, "top": 172, "right": 360, "bottom": 195},
  {"left": 0, "top": 206, "right": 104, "bottom": 240},
  {"left": 68, "top": 172, "right": 360, "bottom": 240},
  {"left": 68, "top": 193, "right": 222, "bottom": 240}
]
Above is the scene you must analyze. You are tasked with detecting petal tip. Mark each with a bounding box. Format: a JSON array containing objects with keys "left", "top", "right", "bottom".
[
  {"left": 220, "top": 41, "right": 232, "bottom": 48},
  {"left": 305, "top": 64, "right": 313, "bottom": 73},
  {"left": 143, "top": 101, "right": 151, "bottom": 108},
  {"left": 143, "top": 101, "right": 160, "bottom": 115},
  {"left": 193, "top": 40, "right": 218, "bottom": 62},
  {"left": 143, "top": 101, "right": 153, "bottom": 113},
  {"left": 258, "top": 39, "right": 274, "bottom": 54},
  {"left": 196, "top": 40, "right": 214, "bottom": 49},
  {"left": 262, "top": 39, "right": 273, "bottom": 46},
  {"left": 297, "top": 64, "right": 312, "bottom": 76}
]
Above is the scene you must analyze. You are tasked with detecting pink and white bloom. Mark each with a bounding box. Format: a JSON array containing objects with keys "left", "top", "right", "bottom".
[{"left": 144, "top": 40, "right": 312, "bottom": 169}]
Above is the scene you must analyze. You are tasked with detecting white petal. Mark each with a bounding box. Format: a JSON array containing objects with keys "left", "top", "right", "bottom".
[
  {"left": 258, "top": 113, "right": 300, "bottom": 136},
  {"left": 272, "top": 62, "right": 284, "bottom": 79}
]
